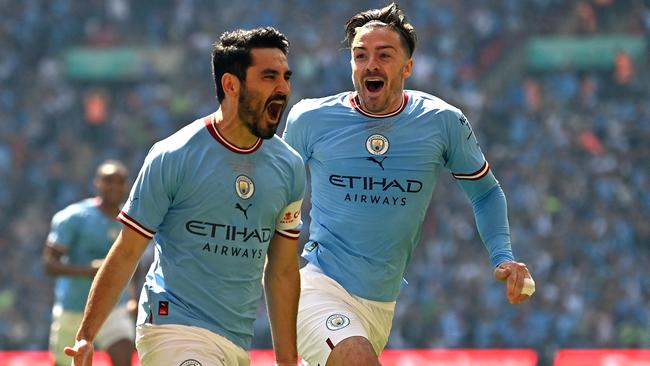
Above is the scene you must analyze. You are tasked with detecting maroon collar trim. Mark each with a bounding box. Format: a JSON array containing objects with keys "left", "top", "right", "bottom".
[
  {"left": 349, "top": 92, "right": 408, "bottom": 118},
  {"left": 204, "top": 113, "right": 262, "bottom": 154}
]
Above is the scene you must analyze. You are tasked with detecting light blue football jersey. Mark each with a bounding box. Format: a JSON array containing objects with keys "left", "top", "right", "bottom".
[
  {"left": 283, "top": 90, "right": 513, "bottom": 302},
  {"left": 48, "top": 198, "right": 129, "bottom": 311},
  {"left": 119, "top": 113, "right": 305, "bottom": 350}
]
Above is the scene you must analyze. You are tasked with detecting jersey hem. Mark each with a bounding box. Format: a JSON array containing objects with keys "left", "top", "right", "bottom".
[
  {"left": 117, "top": 211, "right": 155, "bottom": 239},
  {"left": 452, "top": 161, "right": 490, "bottom": 180},
  {"left": 275, "top": 229, "right": 300, "bottom": 240}
]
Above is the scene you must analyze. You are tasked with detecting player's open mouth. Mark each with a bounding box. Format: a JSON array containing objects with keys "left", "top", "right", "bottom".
[
  {"left": 364, "top": 78, "right": 385, "bottom": 93},
  {"left": 265, "top": 101, "right": 285, "bottom": 123}
]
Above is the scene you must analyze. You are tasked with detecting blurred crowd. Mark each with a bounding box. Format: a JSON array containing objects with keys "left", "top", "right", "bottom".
[{"left": 1, "top": 0, "right": 648, "bottom": 363}]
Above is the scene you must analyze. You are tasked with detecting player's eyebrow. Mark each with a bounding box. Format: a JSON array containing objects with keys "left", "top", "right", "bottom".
[
  {"left": 262, "top": 68, "right": 293, "bottom": 76},
  {"left": 352, "top": 45, "right": 397, "bottom": 52},
  {"left": 261, "top": 68, "right": 278, "bottom": 76},
  {"left": 262, "top": 68, "right": 292, "bottom": 78}
]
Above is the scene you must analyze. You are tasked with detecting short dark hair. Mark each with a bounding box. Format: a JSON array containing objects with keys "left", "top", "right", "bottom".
[
  {"left": 344, "top": 3, "right": 417, "bottom": 57},
  {"left": 211, "top": 27, "right": 290, "bottom": 103}
]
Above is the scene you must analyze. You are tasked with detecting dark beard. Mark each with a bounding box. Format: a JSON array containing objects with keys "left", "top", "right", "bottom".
[{"left": 238, "top": 87, "right": 277, "bottom": 139}]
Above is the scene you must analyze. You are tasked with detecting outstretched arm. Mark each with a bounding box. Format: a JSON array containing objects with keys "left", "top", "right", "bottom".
[
  {"left": 444, "top": 109, "right": 534, "bottom": 305},
  {"left": 470, "top": 184, "right": 534, "bottom": 304},
  {"left": 65, "top": 225, "right": 150, "bottom": 366},
  {"left": 264, "top": 234, "right": 300, "bottom": 366}
]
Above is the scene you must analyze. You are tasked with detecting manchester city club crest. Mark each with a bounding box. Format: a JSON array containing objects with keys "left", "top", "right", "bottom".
[
  {"left": 235, "top": 175, "right": 254, "bottom": 199},
  {"left": 366, "top": 134, "right": 389, "bottom": 155},
  {"left": 326, "top": 314, "right": 351, "bottom": 331}
]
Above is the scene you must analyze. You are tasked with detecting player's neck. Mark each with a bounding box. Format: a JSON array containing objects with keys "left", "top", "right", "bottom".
[
  {"left": 356, "top": 91, "right": 405, "bottom": 116},
  {"left": 214, "top": 108, "right": 260, "bottom": 149},
  {"left": 96, "top": 197, "right": 121, "bottom": 217}
]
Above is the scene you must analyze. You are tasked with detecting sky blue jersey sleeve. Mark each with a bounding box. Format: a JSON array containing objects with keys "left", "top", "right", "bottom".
[
  {"left": 283, "top": 102, "right": 311, "bottom": 163},
  {"left": 47, "top": 209, "right": 77, "bottom": 249},
  {"left": 443, "top": 110, "right": 514, "bottom": 267},
  {"left": 119, "top": 143, "right": 175, "bottom": 239},
  {"left": 275, "top": 146, "right": 307, "bottom": 239},
  {"left": 290, "top": 154, "right": 306, "bottom": 203},
  {"left": 471, "top": 185, "right": 515, "bottom": 267}
]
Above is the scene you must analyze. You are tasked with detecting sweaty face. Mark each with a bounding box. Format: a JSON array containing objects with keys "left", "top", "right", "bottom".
[
  {"left": 237, "top": 48, "right": 291, "bottom": 139},
  {"left": 350, "top": 26, "right": 412, "bottom": 114}
]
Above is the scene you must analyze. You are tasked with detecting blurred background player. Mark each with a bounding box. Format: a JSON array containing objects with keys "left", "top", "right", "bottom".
[
  {"left": 42, "top": 160, "right": 135, "bottom": 366},
  {"left": 64, "top": 27, "right": 304, "bottom": 366},
  {"left": 283, "top": 3, "right": 533, "bottom": 365}
]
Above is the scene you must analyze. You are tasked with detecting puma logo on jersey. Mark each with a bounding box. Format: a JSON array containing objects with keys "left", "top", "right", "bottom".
[
  {"left": 235, "top": 203, "right": 252, "bottom": 219},
  {"left": 366, "top": 156, "right": 387, "bottom": 170}
]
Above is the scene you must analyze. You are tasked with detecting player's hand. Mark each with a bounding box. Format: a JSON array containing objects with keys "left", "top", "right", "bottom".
[
  {"left": 85, "top": 259, "right": 104, "bottom": 277},
  {"left": 494, "top": 261, "right": 534, "bottom": 304},
  {"left": 90, "top": 259, "right": 104, "bottom": 270},
  {"left": 64, "top": 339, "right": 94, "bottom": 366},
  {"left": 126, "top": 298, "right": 138, "bottom": 320}
]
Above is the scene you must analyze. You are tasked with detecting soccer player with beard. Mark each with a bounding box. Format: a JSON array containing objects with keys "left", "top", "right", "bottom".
[
  {"left": 66, "top": 27, "right": 305, "bottom": 366},
  {"left": 283, "top": 4, "right": 534, "bottom": 365}
]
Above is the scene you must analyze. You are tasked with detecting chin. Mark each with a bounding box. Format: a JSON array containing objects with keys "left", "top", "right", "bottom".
[
  {"left": 364, "top": 100, "right": 388, "bottom": 113},
  {"left": 257, "top": 127, "right": 278, "bottom": 139}
]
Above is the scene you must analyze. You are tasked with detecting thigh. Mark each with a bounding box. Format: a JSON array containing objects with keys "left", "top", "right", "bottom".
[
  {"left": 136, "top": 323, "right": 249, "bottom": 366},
  {"left": 95, "top": 305, "right": 135, "bottom": 350},
  {"left": 297, "top": 269, "right": 370, "bottom": 366},
  {"left": 327, "top": 336, "right": 380, "bottom": 366},
  {"left": 49, "top": 306, "right": 83, "bottom": 366},
  {"left": 356, "top": 296, "right": 395, "bottom": 356}
]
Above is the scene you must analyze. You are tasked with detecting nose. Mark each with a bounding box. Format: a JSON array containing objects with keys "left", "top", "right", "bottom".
[
  {"left": 276, "top": 78, "right": 290, "bottom": 96},
  {"left": 365, "top": 54, "right": 380, "bottom": 71}
]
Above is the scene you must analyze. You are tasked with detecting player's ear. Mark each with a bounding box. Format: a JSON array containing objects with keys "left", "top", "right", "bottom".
[
  {"left": 221, "top": 73, "right": 241, "bottom": 100},
  {"left": 402, "top": 58, "right": 413, "bottom": 79}
]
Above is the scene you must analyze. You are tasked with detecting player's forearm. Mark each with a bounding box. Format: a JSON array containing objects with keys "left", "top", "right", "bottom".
[
  {"left": 264, "top": 265, "right": 300, "bottom": 365},
  {"left": 44, "top": 262, "right": 97, "bottom": 277},
  {"left": 43, "top": 243, "right": 99, "bottom": 278},
  {"left": 76, "top": 229, "right": 148, "bottom": 341},
  {"left": 471, "top": 184, "right": 514, "bottom": 266}
]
